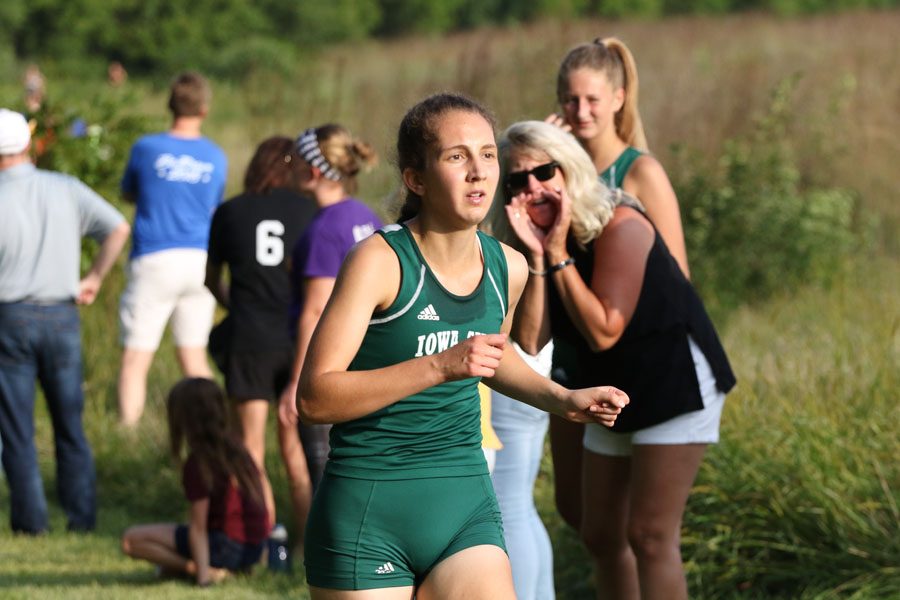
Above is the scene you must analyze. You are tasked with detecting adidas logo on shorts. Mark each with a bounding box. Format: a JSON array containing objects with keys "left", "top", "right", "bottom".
[
  {"left": 375, "top": 561, "right": 395, "bottom": 574},
  {"left": 417, "top": 304, "right": 440, "bottom": 321}
]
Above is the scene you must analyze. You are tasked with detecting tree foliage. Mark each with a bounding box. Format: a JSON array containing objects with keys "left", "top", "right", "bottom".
[
  {"left": 7, "top": 0, "right": 898, "bottom": 78},
  {"left": 672, "top": 77, "right": 858, "bottom": 318}
]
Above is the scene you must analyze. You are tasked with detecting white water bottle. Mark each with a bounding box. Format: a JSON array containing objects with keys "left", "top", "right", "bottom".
[{"left": 267, "top": 524, "right": 290, "bottom": 573}]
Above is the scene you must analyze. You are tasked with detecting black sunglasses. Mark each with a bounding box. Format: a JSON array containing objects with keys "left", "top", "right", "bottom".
[{"left": 504, "top": 161, "right": 560, "bottom": 200}]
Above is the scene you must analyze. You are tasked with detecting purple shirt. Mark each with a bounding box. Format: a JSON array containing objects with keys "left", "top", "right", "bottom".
[{"left": 289, "top": 198, "right": 382, "bottom": 332}]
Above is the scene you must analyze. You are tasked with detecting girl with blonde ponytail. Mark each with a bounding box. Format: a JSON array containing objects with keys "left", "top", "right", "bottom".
[
  {"left": 551, "top": 37, "right": 687, "bottom": 276},
  {"left": 544, "top": 37, "right": 711, "bottom": 600}
]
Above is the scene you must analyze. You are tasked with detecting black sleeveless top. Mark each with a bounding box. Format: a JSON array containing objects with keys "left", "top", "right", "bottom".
[{"left": 549, "top": 210, "right": 736, "bottom": 433}]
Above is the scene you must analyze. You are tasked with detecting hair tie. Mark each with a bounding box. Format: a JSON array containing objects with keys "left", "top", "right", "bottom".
[{"left": 296, "top": 128, "right": 341, "bottom": 181}]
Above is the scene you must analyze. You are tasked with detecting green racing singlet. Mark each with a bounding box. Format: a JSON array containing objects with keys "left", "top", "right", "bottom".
[
  {"left": 600, "top": 146, "right": 642, "bottom": 189},
  {"left": 326, "top": 224, "right": 510, "bottom": 481}
]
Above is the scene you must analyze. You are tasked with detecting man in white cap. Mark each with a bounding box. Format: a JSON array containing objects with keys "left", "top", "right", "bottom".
[{"left": 0, "top": 108, "right": 130, "bottom": 534}]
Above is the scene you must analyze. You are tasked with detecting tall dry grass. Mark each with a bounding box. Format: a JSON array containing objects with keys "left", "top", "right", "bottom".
[
  {"left": 17, "top": 11, "right": 889, "bottom": 228},
  {"left": 198, "top": 11, "right": 900, "bottom": 225},
  {"left": 682, "top": 255, "right": 900, "bottom": 598}
]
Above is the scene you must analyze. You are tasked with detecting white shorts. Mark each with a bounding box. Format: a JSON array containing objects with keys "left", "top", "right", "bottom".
[
  {"left": 119, "top": 248, "right": 216, "bottom": 351},
  {"left": 482, "top": 447, "right": 496, "bottom": 474},
  {"left": 513, "top": 339, "right": 553, "bottom": 378},
  {"left": 583, "top": 336, "right": 726, "bottom": 456}
]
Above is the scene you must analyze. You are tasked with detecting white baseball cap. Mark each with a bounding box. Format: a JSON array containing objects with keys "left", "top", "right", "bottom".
[{"left": 0, "top": 109, "right": 32, "bottom": 155}]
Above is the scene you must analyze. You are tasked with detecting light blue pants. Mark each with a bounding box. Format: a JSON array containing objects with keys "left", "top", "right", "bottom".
[{"left": 490, "top": 391, "right": 555, "bottom": 600}]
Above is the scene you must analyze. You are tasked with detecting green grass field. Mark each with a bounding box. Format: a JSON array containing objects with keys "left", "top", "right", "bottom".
[{"left": 1, "top": 9, "right": 898, "bottom": 599}]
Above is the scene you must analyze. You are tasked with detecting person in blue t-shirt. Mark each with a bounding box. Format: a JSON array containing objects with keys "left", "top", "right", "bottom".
[{"left": 117, "top": 71, "right": 227, "bottom": 427}]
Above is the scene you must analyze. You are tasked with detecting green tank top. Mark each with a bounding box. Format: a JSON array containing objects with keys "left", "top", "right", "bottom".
[
  {"left": 327, "top": 224, "right": 510, "bottom": 480},
  {"left": 600, "top": 146, "right": 642, "bottom": 189}
]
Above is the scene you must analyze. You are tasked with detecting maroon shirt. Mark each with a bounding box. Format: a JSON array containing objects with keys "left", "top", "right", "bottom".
[{"left": 182, "top": 453, "right": 270, "bottom": 544}]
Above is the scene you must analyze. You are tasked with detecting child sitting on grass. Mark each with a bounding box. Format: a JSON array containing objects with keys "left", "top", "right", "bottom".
[{"left": 121, "top": 378, "right": 270, "bottom": 586}]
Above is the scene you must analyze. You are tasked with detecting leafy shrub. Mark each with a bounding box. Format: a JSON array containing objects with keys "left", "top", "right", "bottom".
[
  {"left": 29, "top": 89, "right": 157, "bottom": 270},
  {"left": 762, "top": 0, "right": 894, "bottom": 14},
  {"left": 672, "top": 77, "right": 857, "bottom": 318},
  {"left": 30, "top": 89, "right": 157, "bottom": 206},
  {"left": 259, "top": 0, "right": 381, "bottom": 45},
  {"left": 663, "top": 0, "right": 734, "bottom": 13},
  {"left": 376, "top": 0, "right": 459, "bottom": 34},
  {"left": 594, "top": 0, "right": 665, "bottom": 18}
]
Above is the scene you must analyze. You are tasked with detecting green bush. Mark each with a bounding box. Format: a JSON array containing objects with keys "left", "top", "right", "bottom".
[
  {"left": 762, "top": 0, "right": 894, "bottom": 14},
  {"left": 673, "top": 77, "right": 857, "bottom": 319},
  {"left": 594, "top": 0, "right": 665, "bottom": 18},
  {"left": 209, "top": 37, "right": 298, "bottom": 80},
  {"left": 31, "top": 91, "right": 156, "bottom": 206},
  {"left": 28, "top": 89, "right": 157, "bottom": 270},
  {"left": 663, "top": 0, "right": 734, "bottom": 14},
  {"left": 260, "top": 0, "right": 381, "bottom": 45}
]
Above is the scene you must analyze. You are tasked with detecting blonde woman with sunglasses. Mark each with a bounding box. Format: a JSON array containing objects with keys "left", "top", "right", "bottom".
[{"left": 490, "top": 120, "right": 734, "bottom": 600}]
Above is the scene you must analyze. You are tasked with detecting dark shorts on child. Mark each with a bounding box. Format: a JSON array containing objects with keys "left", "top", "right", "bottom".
[
  {"left": 225, "top": 349, "right": 292, "bottom": 403},
  {"left": 175, "top": 525, "right": 264, "bottom": 571},
  {"left": 304, "top": 473, "right": 505, "bottom": 590}
]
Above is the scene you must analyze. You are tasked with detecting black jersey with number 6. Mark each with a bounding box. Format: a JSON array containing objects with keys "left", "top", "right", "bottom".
[{"left": 208, "top": 188, "right": 316, "bottom": 351}]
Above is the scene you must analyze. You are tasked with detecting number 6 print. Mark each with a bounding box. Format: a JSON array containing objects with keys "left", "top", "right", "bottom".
[{"left": 256, "top": 220, "right": 285, "bottom": 266}]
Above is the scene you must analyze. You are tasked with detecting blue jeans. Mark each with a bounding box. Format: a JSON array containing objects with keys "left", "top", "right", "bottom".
[
  {"left": 490, "top": 391, "right": 555, "bottom": 600},
  {"left": 0, "top": 302, "right": 96, "bottom": 533}
]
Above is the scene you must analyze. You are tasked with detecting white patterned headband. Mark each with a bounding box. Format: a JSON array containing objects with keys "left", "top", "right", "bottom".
[{"left": 296, "top": 128, "right": 341, "bottom": 181}]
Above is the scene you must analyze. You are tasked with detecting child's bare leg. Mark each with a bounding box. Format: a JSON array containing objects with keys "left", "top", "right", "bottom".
[{"left": 122, "top": 524, "right": 189, "bottom": 572}]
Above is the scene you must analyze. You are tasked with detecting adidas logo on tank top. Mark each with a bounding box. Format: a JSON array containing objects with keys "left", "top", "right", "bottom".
[{"left": 417, "top": 303, "right": 440, "bottom": 321}]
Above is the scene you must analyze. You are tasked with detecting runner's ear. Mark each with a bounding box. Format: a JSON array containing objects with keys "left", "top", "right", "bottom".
[{"left": 402, "top": 167, "right": 425, "bottom": 197}]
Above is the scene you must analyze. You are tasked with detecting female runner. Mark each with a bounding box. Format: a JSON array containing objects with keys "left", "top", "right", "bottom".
[
  {"left": 296, "top": 93, "right": 628, "bottom": 599},
  {"left": 546, "top": 37, "right": 694, "bottom": 539}
]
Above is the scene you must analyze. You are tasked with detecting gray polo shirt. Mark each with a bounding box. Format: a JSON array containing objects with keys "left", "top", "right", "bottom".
[{"left": 0, "top": 163, "right": 125, "bottom": 303}]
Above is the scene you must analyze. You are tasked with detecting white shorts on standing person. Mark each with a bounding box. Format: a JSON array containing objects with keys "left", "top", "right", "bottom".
[
  {"left": 545, "top": 39, "right": 694, "bottom": 539},
  {"left": 491, "top": 120, "right": 735, "bottom": 600}
]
